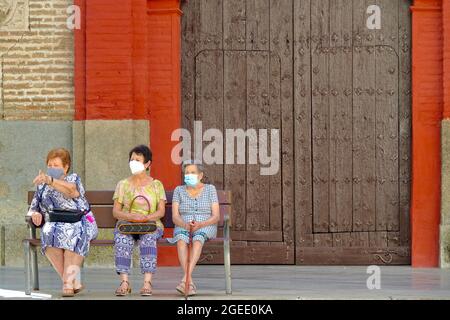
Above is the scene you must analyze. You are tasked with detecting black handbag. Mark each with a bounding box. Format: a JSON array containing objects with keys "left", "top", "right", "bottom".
[
  {"left": 48, "top": 208, "right": 86, "bottom": 223},
  {"left": 37, "top": 178, "right": 88, "bottom": 223},
  {"left": 117, "top": 195, "right": 157, "bottom": 234}
]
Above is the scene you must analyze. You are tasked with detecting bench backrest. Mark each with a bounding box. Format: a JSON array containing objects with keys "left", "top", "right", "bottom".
[{"left": 27, "top": 190, "right": 232, "bottom": 229}]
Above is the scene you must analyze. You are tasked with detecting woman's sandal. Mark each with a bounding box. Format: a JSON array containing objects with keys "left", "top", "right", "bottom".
[
  {"left": 74, "top": 284, "right": 85, "bottom": 295},
  {"left": 140, "top": 281, "right": 152, "bottom": 296},
  {"left": 186, "top": 283, "right": 197, "bottom": 297},
  {"left": 62, "top": 282, "right": 75, "bottom": 297},
  {"left": 176, "top": 281, "right": 186, "bottom": 295},
  {"left": 177, "top": 281, "right": 197, "bottom": 297},
  {"left": 115, "top": 280, "right": 131, "bottom": 296}
]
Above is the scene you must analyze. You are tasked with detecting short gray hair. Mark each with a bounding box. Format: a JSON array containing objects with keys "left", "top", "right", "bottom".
[{"left": 182, "top": 159, "right": 204, "bottom": 174}]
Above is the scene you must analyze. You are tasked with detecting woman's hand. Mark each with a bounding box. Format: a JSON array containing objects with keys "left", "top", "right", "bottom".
[
  {"left": 190, "top": 221, "right": 204, "bottom": 232},
  {"left": 33, "top": 170, "right": 51, "bottom": 186},
  {"left": 31, "top": 212, "right": 43, "bottom": 226},
  {"left": 129, "top": 214, "right": 151, "bottom": 223}
]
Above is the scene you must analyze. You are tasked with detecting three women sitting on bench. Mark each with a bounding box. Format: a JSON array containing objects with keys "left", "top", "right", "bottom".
[{"left": 28, "top": 145, "right": 219, "bottom": 297}]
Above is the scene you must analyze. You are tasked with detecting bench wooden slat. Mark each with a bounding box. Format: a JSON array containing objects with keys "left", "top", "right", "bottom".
[
  {"left": 28, "top": 190, "right": 232, "bottom": 205},
  {"left": 90, "top": 204, "right": 231, "bottom": 228},
  {"left": 28, "top": 190, "right": 232, "bottom": 229}
]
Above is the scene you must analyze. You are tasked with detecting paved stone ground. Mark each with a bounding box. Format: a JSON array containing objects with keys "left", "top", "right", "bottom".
[{"left": 1, "top": 266, "right": 450, "bottom": 300}]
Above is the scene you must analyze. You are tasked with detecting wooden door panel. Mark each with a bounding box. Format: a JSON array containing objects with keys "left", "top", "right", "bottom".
[
  {"left": 398, "top": 0, "right": 412, "bottom": 247},
  {"left": 196, "top": 50, "right": 282, "bottom": 233},
  {"left": 246, "top": 51, "right": 271, "bottom": 232},
  {"left": 195, "top": 50, "right": 224, "bottom": 189},
  {"left": 329, "top": 0, "right": 354, "bottom": 233},
  {"left": 294, "top": 0, "right": 314, "bottom": 248},
  {"left": 181, "top": 0, "right": 411, "bottom": 265},
  {"left": 295, "top": 0, "right": 411, "bottom": 265},
  {"left": 182, "top": 0, "right": 293, "bottom": 264},
  {"left": 223, "top": 51, "right": 247, "bottom": 231},
  {"left": 311, "top": 0, "right": 331, "bottom": 234}
]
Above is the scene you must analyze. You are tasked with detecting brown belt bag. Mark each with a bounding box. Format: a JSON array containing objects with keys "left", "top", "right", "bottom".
[{"left": 117, "top": 195, "right": 157, "bottom": 235}]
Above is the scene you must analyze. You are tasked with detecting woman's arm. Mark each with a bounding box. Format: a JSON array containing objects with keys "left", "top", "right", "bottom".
[
  {"left": 197, "top": 186, "right": 220, "bottom": 228},
  {"left": 50, "top": 178, "right": 80, "bottom": 199},
  {"left": 33, "top": 171, "right": 80, "bottom": 199},
  {"left": 28, "top": 189, "right": 43, "bottom": 226},
  {"left": 146, "top": 199, "right": 166, "bottom": 222},
  {"left": 198, "top": 202, "right": 220, "bottom": 228},
  {"left": 112, "top": 200, "right": 138, "bottom": 221},
  {"left": 172, "top": 202, "right": 190, "bottom": 229}
]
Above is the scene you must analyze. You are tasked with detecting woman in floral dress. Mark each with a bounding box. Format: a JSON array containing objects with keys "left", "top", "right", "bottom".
[{"left": 28, "top": 148, "right": 98, "bottom": 297}]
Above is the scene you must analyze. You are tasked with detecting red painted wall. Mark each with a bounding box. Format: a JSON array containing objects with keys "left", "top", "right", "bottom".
[
  {"left": 75, "top": 0, "right": 150, "bottom": 120},
  {"left": 444, "top": 0, "right": 450, "bottom": 118},
  {"left": 410, "top": 0, "right": 443, "bottom": 267},
  {"left": 75, "top": 0, "right": 181, "bottom": 265}
]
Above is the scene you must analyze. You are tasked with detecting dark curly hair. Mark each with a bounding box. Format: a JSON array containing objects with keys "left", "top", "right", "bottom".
[{"left": 129, "top": 145, "right": 152, "bottom": 167}]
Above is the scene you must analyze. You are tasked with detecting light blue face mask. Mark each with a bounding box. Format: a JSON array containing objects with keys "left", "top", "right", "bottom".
[
  {"left": 47, "top": 167, "right": 65, "bottom": 180},
  {"left": 184, "top": 174, "right": 199, "bottom": 187}
]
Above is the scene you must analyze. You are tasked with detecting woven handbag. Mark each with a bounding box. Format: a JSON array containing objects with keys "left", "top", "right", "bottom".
[{"left": 117, "top": 195, "right": 157, "bottom": 234}]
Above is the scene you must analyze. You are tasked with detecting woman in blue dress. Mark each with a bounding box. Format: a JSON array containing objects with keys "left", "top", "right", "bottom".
[
  {"left": 167, "top": 160, "right": 220, "bottom": 296},
  {"left": 28, "top": 148, "right": 98, "bottom": 297}
]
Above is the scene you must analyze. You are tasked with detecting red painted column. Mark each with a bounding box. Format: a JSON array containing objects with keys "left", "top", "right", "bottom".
[
  {"left": 75, "top": 0, "right": 182, "bottom": 266},
  {"left": 410, "top": 0, "right": 443, "bottom": 267},
  {"left": 147, "top": 0, "right": 182, "bottom": 191},
  {"left": 443, "top": 0, "right": 450, "bottom": 118},
  {"left": 147, "top": 0, "right": 182, "bottom": 266},
  {"left": 74, "top": 0, "right": 86, "bottom": 121}
]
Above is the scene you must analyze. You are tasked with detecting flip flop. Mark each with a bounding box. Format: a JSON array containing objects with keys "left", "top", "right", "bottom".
[
  {"left": 74, "top": 284, "right": 85, "bottom": 295},
  {"left": 186, "top": 283, "right": 197, "bottom": 297},
  {"left": 176, "top": 281, "right": 186, "bottom": 295}
]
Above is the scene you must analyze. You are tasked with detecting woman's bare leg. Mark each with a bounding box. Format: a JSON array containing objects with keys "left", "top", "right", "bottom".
[
  {"left": 45, "top": 247, "right": 64, "bottom": 279},
  {"left": 177, "top": 240, "right": 188, "bottom": 282},
  {"left": 62, "top": 250, "right": 84, "bottom": 289},
  {"left": 186, "top": 240, "right": 204, "bottom": 285}
]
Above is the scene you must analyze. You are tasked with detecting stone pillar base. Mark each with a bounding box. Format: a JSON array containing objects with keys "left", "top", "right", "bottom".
[
  {"left": 440, "top": 225, "right": 450, "bottom": 268},
  {"left": 441, "top": 120, "right": 450, "bottom": 268}
]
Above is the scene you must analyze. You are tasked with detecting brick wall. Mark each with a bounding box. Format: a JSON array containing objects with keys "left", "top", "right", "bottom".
[{"left": 0, "top": 0, "right": 74, "bottom": 120}]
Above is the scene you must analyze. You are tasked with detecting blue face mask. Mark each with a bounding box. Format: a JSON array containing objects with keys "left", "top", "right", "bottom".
[
  {"left": 47, "top": 167, "right": 65, "bottom": 180},
  {"left": 184, "top": 174, "right": 199, "bottom": 187}
]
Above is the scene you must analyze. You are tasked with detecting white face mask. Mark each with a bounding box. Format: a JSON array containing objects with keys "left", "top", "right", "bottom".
[{"left": 129, "top": 160, "right": 146, "bottom": 175}]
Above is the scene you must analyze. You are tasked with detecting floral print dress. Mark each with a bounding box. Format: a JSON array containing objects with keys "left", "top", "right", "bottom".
[{"left": 28, "top": 173, "right": 98, "bottom": 257}]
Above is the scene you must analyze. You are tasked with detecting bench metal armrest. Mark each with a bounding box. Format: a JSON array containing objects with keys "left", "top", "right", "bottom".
[
  {"left": 223, "top": 214, "right": 231, "bottom": 242},
  {"left": 222, "top": 213, "right": 232, "bottom": 294},
  {"left": 25, "top": 216, "right": 38, "bottom": 239}
]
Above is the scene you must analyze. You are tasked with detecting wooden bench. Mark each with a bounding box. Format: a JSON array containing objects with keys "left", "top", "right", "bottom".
[{"left": 23, "top": 190, "right": 232, "bottom": 295}]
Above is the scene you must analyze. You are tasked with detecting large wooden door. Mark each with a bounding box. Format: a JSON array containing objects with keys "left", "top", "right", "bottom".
[
  {"left": 294, "top": 0, "right": 411, "bottom": 265},
  {"left": 181, "top": 0, "right": 411, "bottom": 265}
]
